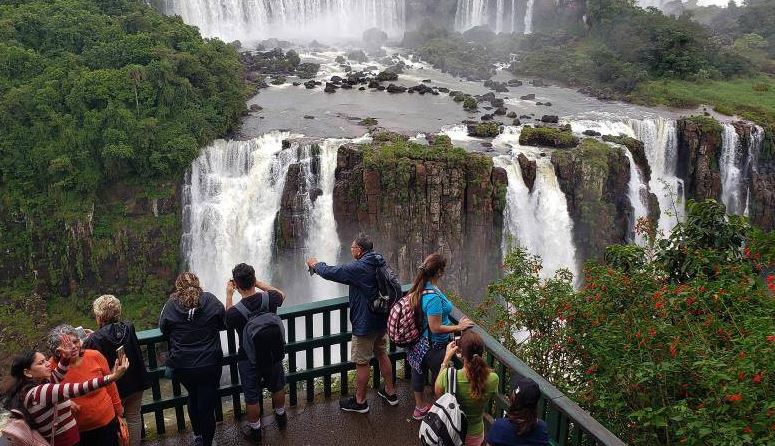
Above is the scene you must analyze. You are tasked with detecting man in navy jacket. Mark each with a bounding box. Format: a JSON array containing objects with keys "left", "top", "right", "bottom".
[{"left": 306, "top": 234, "right": 398, "bottom": 413}]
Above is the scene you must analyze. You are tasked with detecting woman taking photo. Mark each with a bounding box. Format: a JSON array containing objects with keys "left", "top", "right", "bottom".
[
  {"left": 406, "top": 253, "right": 474, "bottom": 420},
  {"left": 0, "top": 336, "right": 129, "bottom": 446},
  {"left": 435, "top": 331, "right": 499, "bottom": 446},
  {"left": 486, "top": 376, "right": 549, "bottom": 446},
  {"left": 48, "top": 324, "right": 124, "bottom": 446},
  {"left": 159, "top": 272, "right": 225, "bottom": 446}
]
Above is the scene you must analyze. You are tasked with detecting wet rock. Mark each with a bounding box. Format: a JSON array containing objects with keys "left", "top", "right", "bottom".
[
  {"left": 512, "top": 118, "right": 521, "bottom": 126},
  {"left": 531, "top": 79, "right": 549, "bottom": 87},
  {"left": 422, "top": 79, "right": 432, "bottom": 83},
  {"left": 520, "top": 94, "right": 535, "bottom": 100},
  {"left": 544, "top": 102, "right": 552, "bottom": 106},
  {"left": 541, "top": 115, "right": 559, "bottom": 123},
  {"left": 484, "top": 80, "right": 509, "bottom": 92},
  {"left": 507, "top": 79, "right": 523, "bottom": 87},
  {"left": 536, "top": 102, "right": 543, "bottom": 105},
  {"left": 507, "top": 111, "right": 517, "bottom": 118},
  {"left": 376, "top": 85, "right": 386, "bottom": 91},
  {"left": 324, "top": 83, "right": 337, "bottom": 93},
  {"left": 490, "top": 98, "right": 505, "bottom": 108},
  {"left": 483, "top": 106, "right": 493, "bottom": 111},
  {"left": 494, "top": 107, "right": 507, "bottom": 116},
  {"left": 304, "top": 80, "right": 317, "bottom": 89},
  {"left": 481, "top": 142, "right": 493, "bottom": 148},
  {"left": 481, "top": 114, "right": 494, "bottom": 121},
  {"left": 386, "top": 83, "right": 407, "bottom": 93},
  {"left": 309, "top": 187, "right": 323, "bottom": 203},
  {"left": 331, "top": 75, "right": 343, "bottom": 83},
  {"left": 249, "top": 104, "right": 263, "bottom": 112},
  {"left": 270, "top": 76, "right": 286, "bottom": 85},
  {"left": 467, "top": 121, "right": 502, "bottom": 137},
  {"left": 341, "top": 84, "right": 353, "bottom": 89},
  {"left": 520, "top": 115, "right": 531, "bottom": 119},
  {"left": 368, "top": 80, "right": 380, "bottom": 89},
  {"left": 292, "top": 82, "right": 301, "bottom": 86},
  {"left": 346, "top": 50, "right": 368, "bottom": 62},
  {"left": 304, "top": 115, "right": 315, "bottom": 119},
  {"left": 335, "top": 55, "right": 346, "bottom": 64},
  {"left": 438, "top": 87, "right": 450, "bottom": 93},
  {"left": 517, "top": 153, "right": 536, "bottom": 192},
  {"left": 582, "top": 130, "right": 601, "bottom": 137},
  {"left": 358, "top": 87, "right": 366, "bottom": 91},
  {"left": 478, "top": 92, "right": 496, "bottom": 103},
  {"left": 376, "top": 70, "right": 398, "bottom": 82}
]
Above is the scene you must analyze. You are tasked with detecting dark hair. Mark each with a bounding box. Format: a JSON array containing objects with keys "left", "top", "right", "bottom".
[
  {"left": 232, "top": 263, "right": 256, "bottom": 291},
  {"left": 353, "top": 234, "right": 373, "bottom": 252},
  {"left": 1, "top": 351, "right": 37, "bottom": 412},
  {"left": 408, "top": 253, "right": 447, "bottom": 313},
  {"left": 507, "top": 380, "right": 539, "bottom": 436},
  {"left": 459, "top": 331, "right": 490, "bottom": 399}
]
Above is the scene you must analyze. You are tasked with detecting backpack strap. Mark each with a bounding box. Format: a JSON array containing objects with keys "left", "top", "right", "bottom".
[
  {"left": 447, "top": 365, "right": 458, "bottom": 396},
  {"left": 234, "top": 300, "right": 251, "bottom": 320},
  {"left": 258, "top": 291, "right": 269, "bottom": 313}
]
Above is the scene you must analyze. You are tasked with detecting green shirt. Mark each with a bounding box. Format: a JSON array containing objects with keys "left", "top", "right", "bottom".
[{"left": 436, "top": 366, "right": 499, "bottom": 436}]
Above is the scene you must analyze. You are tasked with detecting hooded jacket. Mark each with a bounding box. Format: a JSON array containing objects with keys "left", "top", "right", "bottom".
[
  {"left": 158, "top": 291, "right": 226, "bottom": 370},
  {"left": 83, "top": 321, "right": 149, "bottom": 398},
  {"left": 313, "top": 250, "right": 387, "bottom": 336}
]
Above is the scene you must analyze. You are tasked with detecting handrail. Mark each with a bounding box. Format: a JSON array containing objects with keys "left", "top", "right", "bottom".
[{"left": 135, "top": 289, "right": 625, "bottom": 445}]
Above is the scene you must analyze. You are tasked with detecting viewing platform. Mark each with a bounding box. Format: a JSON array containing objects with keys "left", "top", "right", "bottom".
[{"left": 136, "top": 292, "right": 626, "bottom": 446}]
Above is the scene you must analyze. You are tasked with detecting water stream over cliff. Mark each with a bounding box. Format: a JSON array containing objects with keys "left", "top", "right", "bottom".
[
  {"left": 455, "top": 0, "right": 533, "bottom": 34},
  {"left": 150, "top": 0, "right": 406, "bottom": 42},
  {"left": 622, "top": 148, "right": 651, "bottom": 244},
  {"left": 493, "top": 128, "right": 579, "bottom": 279},
  {"left": 720, "top": 123, "right": 747, "bottom": 215}
]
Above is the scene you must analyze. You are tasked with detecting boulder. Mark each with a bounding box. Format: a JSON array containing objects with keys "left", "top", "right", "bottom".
[
  {"left": 507, "top": 79, "right": 523, "bottom": 87},
  {"left": 422, "top": 79, "right": 432, "bottom": 83},
  {"left": 493, "top": 107, "right": 507, "bottom": 116},
  {"left": 304, "top": 80, "right": 317, "bottom": 89},
  {"left": 520, "top": 94, "right": 535, "bottom": 100},
  {"left": 506, "top": 111, "right": 517, "bottom": 118},
  {"left": 330, "top": 75, "right": 343, "bottom": 83},
  {"left": 481, "top": 114, "right": 494, "bottom": 121},
  {"left": 438, "top": 87, "right": 450, "bottom": 93},
  {"left": 386, "top": 83, "right": 407, "bottom": 93},
  {"left": 517, "top": 153, "right": 537, "bottom": 192},
  {"left": 304, "top": 115, "right": 315, "bottom": 119},
  {"left": 376, "top": 70, "right": 399, "bottom": 82},
  {"left": 335, "top": 55, "right": 346, "bottom": 64},
  {"left": 324, "top": 83, "right": 337, "bottom": 93},
  {"left": 249, "top": 104, "right": 263, "bottom": 112},
  {"left": 530, "top": 79, "right": 548, "bottom": 87},
  {"left": 490, "top": 98, "right": 505, "bottom": 108},
  {"left": 346, "top": 50, "right": 368, "bottom": 63},
  {"left": 541, "top": 115, "right": 559, "bottom": 123},
  {"left": 512, "top": 118, "right": 521, "bottom": 126}
]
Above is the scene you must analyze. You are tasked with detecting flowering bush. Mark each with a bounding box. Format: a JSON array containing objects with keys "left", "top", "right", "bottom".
[{"left": 478, "top": 200, "right": 775, "bottom": 445}]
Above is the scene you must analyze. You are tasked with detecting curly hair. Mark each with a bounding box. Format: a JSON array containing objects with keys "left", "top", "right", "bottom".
[
  {"left": 47, "top": 324, "right": 78, "bottom": 359},
  {"left": 172, "top": 272, "right": 203, "bottom": 310},
  {"left": 93, "top": 294, "right": 122, "bottom": 326}
]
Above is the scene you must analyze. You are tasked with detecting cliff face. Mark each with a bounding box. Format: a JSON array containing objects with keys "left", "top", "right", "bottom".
[
  {"left": 551, "top": 139, "right": 632, "bottom": 263},
  {"left": 331, "top": 138, "right": 507, "bottom": 301},
  {"left": 676, "top": 117, "right": 723, "bottom": 203},
  {"left": 744, "top": 125, "right": 775, "bottom": 231}
]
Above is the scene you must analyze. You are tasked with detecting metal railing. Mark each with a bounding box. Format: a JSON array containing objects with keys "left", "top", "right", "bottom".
[{"left": 136, "top": 293, "right": 625, "bottom": 445}]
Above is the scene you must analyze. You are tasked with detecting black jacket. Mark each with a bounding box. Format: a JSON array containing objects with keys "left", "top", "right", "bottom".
[
  {"left": 83, "top": 321, "right": 150, "bottom": 398},
  {"left": 158, "top": 291, "right": 225, "bottom": 370}
]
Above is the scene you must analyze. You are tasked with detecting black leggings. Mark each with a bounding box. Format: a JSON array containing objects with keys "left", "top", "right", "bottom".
[
  {"left": 177, "top": 365, "right": 223, "bottom": 446},
  {"left": 410, "top": 343, "right": 448, "bottom": 393},
  {"left": 79, "top": 416, "right": 118, "bottom": 446}
]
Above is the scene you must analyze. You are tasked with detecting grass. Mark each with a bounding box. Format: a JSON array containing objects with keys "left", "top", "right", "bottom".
[{"left": 630, "top": 75, "right": 775, "bottom": 126}]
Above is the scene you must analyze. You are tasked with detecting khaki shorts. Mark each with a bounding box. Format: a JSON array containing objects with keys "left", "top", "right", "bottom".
[{"left": 351, "top": 331, "right": 388, "bottom": 365}]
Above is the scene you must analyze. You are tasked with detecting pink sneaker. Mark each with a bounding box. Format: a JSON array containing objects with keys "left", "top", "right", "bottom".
[{"left": 412, "top": 403, "right": 432, "bottom": 420}]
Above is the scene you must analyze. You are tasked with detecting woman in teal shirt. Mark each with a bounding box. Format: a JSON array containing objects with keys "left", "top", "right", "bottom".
[
  {"left": 435, "top": 331, "right": 499, "bottom": 446},
  {"left": 406, "top": 253, "right": 474, "bottom": 420}
]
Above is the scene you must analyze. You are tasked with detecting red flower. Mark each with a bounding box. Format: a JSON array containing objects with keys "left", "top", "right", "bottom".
[
  {"left": 669, "top": 344, "right": 678, "bottom": 358},
  {"left": 752, "top": 373, "right": 763, "bottom": 384},
  {"left": 726, "top": 393, "right": 743, "bottom": 403},
  {"left": 738, "top": 372, "right": 746, "bottom": 381},
  {"left": 738, "top": 351, "right": 746, "bottom": 360},
  {"left": 743, "top": 426, "right": 752, "bottom": 434},
  {"left": 768, "top": 335, "right": 775, "bottom": 343},
  {"left": 586, "top": 365, "right": 598, "bottom": 375},
  {"left": 655, "top": 301, "right": 664, "bottom": 310}
]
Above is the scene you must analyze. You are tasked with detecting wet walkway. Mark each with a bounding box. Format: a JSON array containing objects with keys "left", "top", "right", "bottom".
[{"left": 143, "top": 379, "right": 421, "bottom": 445}]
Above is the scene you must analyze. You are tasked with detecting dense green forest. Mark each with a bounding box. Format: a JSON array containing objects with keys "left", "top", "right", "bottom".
[{"left": 0, "top": 0, "right": 245, "bottom": 358}]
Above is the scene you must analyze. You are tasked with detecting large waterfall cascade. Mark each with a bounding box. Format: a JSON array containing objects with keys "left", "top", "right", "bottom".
[
  {"left": 621, "top": 147, "right": 651, "bottom": 244},
  {"left": 493, "top": 127, "right": 579, "bottom": 279},
  {"left": 720, "top": 123, "right": 765, "bottom": 217},
  {"left": 154, "top": 0, "right": 406, "bottom": 42},
  {"left": 455, "top": 0, "right": 534, "bottom": 34}
]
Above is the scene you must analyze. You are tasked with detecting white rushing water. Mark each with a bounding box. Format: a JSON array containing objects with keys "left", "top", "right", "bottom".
[
  {"left": 567, "top": 117, "right": 684, "bottom": 235},
  {"left": 182, "top": 132, "right": 344, "bottom": 302},
  {"left": 622, "top": 148, "right": 650, "bottom": 244},
  {"left": 455, "top": 0, "right": 533, "bottom": 34},
  {"left": 720, "top": 123, "right": 746, "bottom": 215},
  {"left": 154, "top": 0, "right": 406, "bottom": 42}
]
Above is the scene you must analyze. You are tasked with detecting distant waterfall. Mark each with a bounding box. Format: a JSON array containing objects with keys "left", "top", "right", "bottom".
[
  {"left": 720, "top": 123, "right": 746, "bottom": 215},
  {"left": 494, "top": 154, "right": 578, "bottom": 280},
  {"left": 567, "top": 117, "right": 683, "bottom": 236},
  {"left": 182, "top": 132, "right": 344, "bottom": 304},
  {"left": 455, "top": 0, "right": 533, "bottom": 34},
  {"left": 153, "top": 0, "right": 406, "bottom": 42},
  {"left": 622, "top": 148, "right": 650, "bottom": 244}
]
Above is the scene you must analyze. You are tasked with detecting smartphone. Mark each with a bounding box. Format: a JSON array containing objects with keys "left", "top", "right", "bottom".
[{"left": 116, "top": 345, "right": 125, "bottom": 360}]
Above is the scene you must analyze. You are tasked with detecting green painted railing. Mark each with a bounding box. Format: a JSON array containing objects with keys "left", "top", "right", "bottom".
[{"left": 137, "top": 292, "right": 625, "bottom": 446}]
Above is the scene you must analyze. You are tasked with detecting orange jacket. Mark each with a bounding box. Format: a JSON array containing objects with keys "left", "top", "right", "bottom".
[{"left": 51, "top": 349, "right": 123, "bottom": 432}]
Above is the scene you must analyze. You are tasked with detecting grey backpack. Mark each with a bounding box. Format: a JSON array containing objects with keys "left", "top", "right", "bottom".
[{"left": 234, "top": 292, "right": 286, "bottom": 366}]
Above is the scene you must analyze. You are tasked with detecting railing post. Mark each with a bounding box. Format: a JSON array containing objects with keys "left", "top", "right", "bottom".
[
  {"left": 339, "top": 307, "right": 349, "bottom": 396},
  {"left": 305, "top": 314, "right": 315, "bottom": 403},
  {"left": 287, "top": 317, "right": 297, "bottom": 406},
  {"left": 323, "top": 311, "right": 332, "bottom": 397},
  {"left": 146, "top": 342, "right": 165, "bottom": 435}
]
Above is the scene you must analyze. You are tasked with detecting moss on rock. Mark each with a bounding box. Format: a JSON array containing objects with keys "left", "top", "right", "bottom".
[{"left": 519, "top": 126, "right": 579, "bottom": 148}]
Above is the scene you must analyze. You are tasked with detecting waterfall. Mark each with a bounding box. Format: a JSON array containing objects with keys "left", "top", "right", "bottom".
[
  {"left": 182, "top": 132, "right": 345, "bottom": 304},
  {"left": 156, "top": 0, "right": 406, "bottom": 42},
  {"left": 720, "top": 123, "right": 746, "bottom": 215},
  {"left": 743, "top": 124, "right": 764, "bottom": 216},
  {"left": 494, "top": 154, "right": 578, "bottom": 280},
  {"left": 523, "top": 0, "right": 534, "bottom": 34},
  {"left": 455, "top": 0, "right": 531, "bottom": 34},
  {"left": 567, "top": 117, "right": 683, "bottom": 236},
  {"left": 622, "top": 148, "right": 650, "bottom": 244}
]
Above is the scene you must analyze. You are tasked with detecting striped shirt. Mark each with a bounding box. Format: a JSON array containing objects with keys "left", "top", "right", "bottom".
[{"left": 23, "top": 358, "right": 110, "bottom": 446}]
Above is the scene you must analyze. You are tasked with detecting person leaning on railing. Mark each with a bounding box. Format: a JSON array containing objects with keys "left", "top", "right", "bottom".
[
  {"left": 405, "top": 253, "right": 474, "bottom": 421},
  {"left": 48, "top": 324, "right": 124, "bottom": 446},
  {"left": 159, "top": 272, "right": 226, "bottom": 446},
  {"left": 0, "top": 335, "right": 129, "bottom": 446},
  {"left": 83, "top": 295, "right": 150, "bottom": 446}
]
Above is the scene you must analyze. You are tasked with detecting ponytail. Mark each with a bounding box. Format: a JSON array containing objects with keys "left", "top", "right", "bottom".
[
  {"left": 459, "top": 331, "right": 489, "bottom": 400},
  {"left": 408, "top": 253, "right": 447, "bottom": 312}
]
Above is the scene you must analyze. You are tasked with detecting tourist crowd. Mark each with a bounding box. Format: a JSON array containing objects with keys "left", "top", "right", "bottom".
[{"left": 1, "top": 234, "right": 548, "bottom": 446}]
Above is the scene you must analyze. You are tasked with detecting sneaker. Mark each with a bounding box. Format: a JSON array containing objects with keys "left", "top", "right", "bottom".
[
  {"left": 240, "top": 423, "right": 262, "bottom": 443},
  {"left": 339, "top": 396, "right": 369, "bottom": 413},
  {"left": 377, "top": 388, "right": 399, "bottom": 406},
  {"left": 412, "top": 403, "right": 432, "bottom": 420},
  {"left": 275, "top": 411, "right": 288, "bottom": 430}
]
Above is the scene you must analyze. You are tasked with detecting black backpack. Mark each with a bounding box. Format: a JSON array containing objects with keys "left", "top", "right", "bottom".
[
  {"left": 369, "top": 261, "right": 403, "bottom": 314},
  {"left": 234, "top": 292, "right": 286, "bottom": 366}
]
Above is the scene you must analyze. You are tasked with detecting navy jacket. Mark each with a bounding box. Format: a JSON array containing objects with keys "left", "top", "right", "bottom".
[
  {"left": 83, "top": 321, "right": 150, "bottom": 398},
  {"left": 159, "top": 291, "right": 225, "bottom": 370},
  {"left": 313, "top": 251, "right": 387, "bottom": 336}
]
